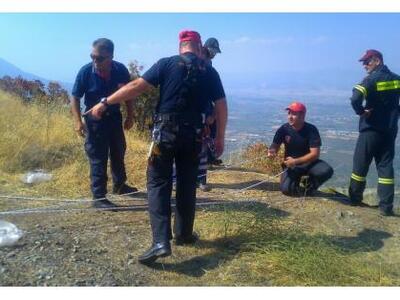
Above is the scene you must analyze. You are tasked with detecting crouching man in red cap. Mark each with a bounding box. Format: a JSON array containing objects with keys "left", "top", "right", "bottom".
[{"left": 268, "top": 102, "right": 333, "bottom": 196}]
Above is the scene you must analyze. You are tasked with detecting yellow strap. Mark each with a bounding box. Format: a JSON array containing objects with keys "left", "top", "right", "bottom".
[
  {"left": 354, "top": 85, "right": 367, "bottom": 97},
  {"left": 376, "top": 80, "right": 400, "bottom": 92},
  {"left": 351, "top": 173, "right": 366, "bottom": 182},
  {"left": 378, "top": 177, "right": 394, "bottom": 185}
]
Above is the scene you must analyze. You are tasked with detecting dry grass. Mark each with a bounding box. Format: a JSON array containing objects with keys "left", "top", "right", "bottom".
[{"left": 0, "top": 91, "right": 149, "bottom": 199}]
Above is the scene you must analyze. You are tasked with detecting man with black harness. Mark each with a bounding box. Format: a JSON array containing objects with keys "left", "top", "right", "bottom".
[
  {"left": 348, "top": 49, "right": 400, "bottom": 216},
  {"left": 87, "top": 30, "right": 227, "bottom": 263}
]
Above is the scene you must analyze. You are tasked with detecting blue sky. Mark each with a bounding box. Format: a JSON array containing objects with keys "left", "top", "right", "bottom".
[{"left": 0, "top": 13, "right": 400, "bottom": 96}]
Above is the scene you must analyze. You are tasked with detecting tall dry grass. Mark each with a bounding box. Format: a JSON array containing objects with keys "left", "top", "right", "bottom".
[{"left": 0, "top": 91, "right": 149, "bottom": 199}]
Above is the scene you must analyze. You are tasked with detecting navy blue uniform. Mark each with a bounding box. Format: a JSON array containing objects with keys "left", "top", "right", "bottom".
[
  {"left": 142, "top": 52, "right": 225, "bottom": 243},
  {"left": 273, "top": 122, "right": 333, "bottom": 196},
  {"left": 72, "top": 61, "right": 130, "bottom": 199},
  {"left": 349, "top": 65, "right": 400, "bottom": 212}
]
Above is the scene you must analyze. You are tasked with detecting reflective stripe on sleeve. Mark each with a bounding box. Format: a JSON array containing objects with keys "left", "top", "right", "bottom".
[{"left": 354, "top": 85, "right": 367, "bottom": 97}]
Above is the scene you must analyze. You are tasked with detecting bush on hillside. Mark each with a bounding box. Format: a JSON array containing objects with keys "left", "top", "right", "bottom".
[
  {"left": 0, "top": 76, "right": 69, "bottom": 106},
  {"left": 240, "top": 142, "right": 284, "bottom": 175}
]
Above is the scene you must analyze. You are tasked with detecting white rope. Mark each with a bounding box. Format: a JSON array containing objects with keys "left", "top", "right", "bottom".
[
  {"left": 0, "top": 189, "right": 145, "bottom": 203},
  {"left": 0, "top": 200, "right": 240, "bottom": 216},
  {"left": 0, "top": 150, "right": 276, "bottom": 204},
  {"left": 0, "top": 165, "right": 285, "bottom": 216},
  {"left": 0, "top": 151, "right": 351, "bottom": 216}
]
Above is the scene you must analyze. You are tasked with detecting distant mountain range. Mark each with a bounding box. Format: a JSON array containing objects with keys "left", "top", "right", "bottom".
[{"left": 0, "top": 57, "right": 73, "bottom": 92}]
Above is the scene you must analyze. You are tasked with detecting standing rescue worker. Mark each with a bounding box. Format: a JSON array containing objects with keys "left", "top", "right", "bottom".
[
  {"left": 268, "top": 102, "right": 334, "bottom": 196},
  {"left": 203, "top": 37, "right": 221, "bottom": 66},
  {"left": 349, "top": 49, "right": 400, "bottom": 216},
  {"left": 197, "top": 37, "right": 223, "bottom": 191},
  {"left": 70, "top": 38, "right": 138, "bottom": 210},
  {"left": 87, "top": 30, "right": 228, "bottom": 264}
]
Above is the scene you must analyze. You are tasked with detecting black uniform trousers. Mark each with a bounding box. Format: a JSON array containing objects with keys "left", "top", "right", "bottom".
[
  {"left": 84, "top": 112, "right": 127, "bottom": 199},
  {"left": 349, "top": 130, "right": 396, "bottom": 212},
  {"left": 147, "top": 125, "right": 201, "bottom": 244},
  {"left": 280, "top": 159, "right": 334, "bottom": 196}
]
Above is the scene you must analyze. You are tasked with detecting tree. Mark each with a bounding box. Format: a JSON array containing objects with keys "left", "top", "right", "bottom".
[
  {"left": 126, "top": 61, "right": 159, "bottom": 132},
  {"left": 47, "top": 81, "right": 69, "bottom": 106}
]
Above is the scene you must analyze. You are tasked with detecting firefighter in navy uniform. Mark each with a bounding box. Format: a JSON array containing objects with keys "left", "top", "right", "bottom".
[
  {"left": 71, "top": 38, "right": 138, "bottom": 210},
  {"left": 88, "top": 30, "right": 228, "bottom": 263},
  {"left": 349, "top": 49, "right": 400, "bottom": 216}
]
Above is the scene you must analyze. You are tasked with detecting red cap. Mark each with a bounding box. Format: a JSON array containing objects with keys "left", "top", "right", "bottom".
[
  {"left": 359, "top": 49, "right": 383, "bottom": 62},
  {"left": 286, "top": 101, "right": 306, "bottom": 113},
  {"left": 179, "top": 30, "right": 202, "bottom": 43}
]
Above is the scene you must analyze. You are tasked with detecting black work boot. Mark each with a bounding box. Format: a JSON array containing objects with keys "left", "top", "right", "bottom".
[
  {"left": 174, "top": 232, "right": 199, "bottom": 246},
  {"left": 138, "top": 242, "right": 171, "bottom": 264},
  {"left": 380, "top": 208, "right": 395, "bottom": 217},
  {"left": 112, "top": 183, "right": 138, "bottom": 195},
  {"left": 92, "top": 198, "right": 119, "bottom": 212}
]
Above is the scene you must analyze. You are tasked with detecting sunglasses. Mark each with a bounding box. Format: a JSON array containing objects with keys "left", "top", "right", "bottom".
[
  {"left": 90, "top": 54, "right": 109, "bottom": 63},
  {"left": 363, "top": 58, "right": 374, "bottom": 66}
]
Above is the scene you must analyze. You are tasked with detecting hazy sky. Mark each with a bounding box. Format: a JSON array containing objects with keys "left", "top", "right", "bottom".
[{"left": 0, "top": 13, "right": 399, "bottom": 92}]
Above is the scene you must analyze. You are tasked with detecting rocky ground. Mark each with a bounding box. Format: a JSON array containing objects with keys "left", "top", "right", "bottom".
[{"left": 1, "top": 167, "right": 400, "bottom": 286}]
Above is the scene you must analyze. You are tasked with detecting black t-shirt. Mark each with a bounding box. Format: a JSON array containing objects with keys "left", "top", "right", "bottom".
[
  {"left": 272, "top": 122, "right": 322, "bottom": 158},
  {"left": 142, "top": 52, "right": 225, "bottom": 114}
]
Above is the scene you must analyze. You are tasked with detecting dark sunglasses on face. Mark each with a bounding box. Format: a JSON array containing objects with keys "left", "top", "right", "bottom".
[
  {"left": 363, "top": 58, "right": 373, "bottom": 66},
  {"left": 90, "top": 54, "right": 109, "bottom": 62}
]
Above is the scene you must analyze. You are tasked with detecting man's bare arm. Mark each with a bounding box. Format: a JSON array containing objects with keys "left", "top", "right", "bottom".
[
  {"left": 70, "top": 96, "right": 86, "bottom": 137},
  {"left": 214, "top": 98, "right": 228, "bottom": 157}
]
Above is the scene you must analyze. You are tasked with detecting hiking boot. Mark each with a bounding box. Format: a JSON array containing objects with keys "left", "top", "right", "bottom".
[
  {"left": 93, "top": 198, "right": 119, "bottom": 212},
  {"left": 112, "top": 183, "right": 138, "bottom": 195},
  {"left": 174, "top": 232, "right": 199, "bottom": 246},
  {"left": 211, "top": 159, "right": 223, "bottom": 165}
]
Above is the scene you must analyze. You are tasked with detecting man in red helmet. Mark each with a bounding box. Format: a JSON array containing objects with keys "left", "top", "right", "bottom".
[
  {"left": 88, "top": 30, "right": 227, "bottom": 263},
  {"left": 348, "top": 49, "right": 400, "bottom": 216},
  {"left": 268, "top": 102, "right": 333, "bottom": 196}
]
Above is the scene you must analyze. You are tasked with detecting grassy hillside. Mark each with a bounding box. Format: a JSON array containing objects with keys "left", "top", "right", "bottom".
[{"left": 1, "top": 90, "right": 400, "bottom": 286}]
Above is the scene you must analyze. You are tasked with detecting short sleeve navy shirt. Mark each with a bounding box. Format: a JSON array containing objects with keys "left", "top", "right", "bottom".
[
  {"left": 72, "top": 61, "right": 130, "bottom": 113},
  {"left": 142, "top": 52, "right": 225, "bottom": 114},
  {"left": 272, "top": 122, "right": 322, "bottom": 158}
]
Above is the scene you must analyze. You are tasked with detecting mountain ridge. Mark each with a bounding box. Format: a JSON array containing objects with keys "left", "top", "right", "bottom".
[{"left": 0, "top": 57, "right": 73, "bottom": 92}]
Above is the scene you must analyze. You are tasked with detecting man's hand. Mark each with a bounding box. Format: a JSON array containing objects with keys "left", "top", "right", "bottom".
[
  {"left": 214, "top": 137, "right": 224, "bottom": 158},
  {"left": 124, "top": 117, "right": 134, "bottom": 130},
  {"left": 74, "top": 120, "right": 86, "bottom": 137},
  {"left": 361, "top": 108, "right": 373, "bottom": 118},
  {"left": 283, "top": 156, "right": 297, "bottom": 168},
  {"left": 85, "top": 103, "right": 107, "bottom": 120},
  {"left": 267, "top": 148, "right": 277, "bottom": 158}
]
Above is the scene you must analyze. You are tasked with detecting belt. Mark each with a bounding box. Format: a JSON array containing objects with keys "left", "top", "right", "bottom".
[{"left": 154, "top": 112, "right": 205, "bottom": 126}]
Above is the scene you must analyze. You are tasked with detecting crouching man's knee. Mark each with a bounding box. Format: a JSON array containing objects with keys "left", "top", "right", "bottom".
[{"left": 280, "top": 181, "right": 298, "bottom": 196}]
